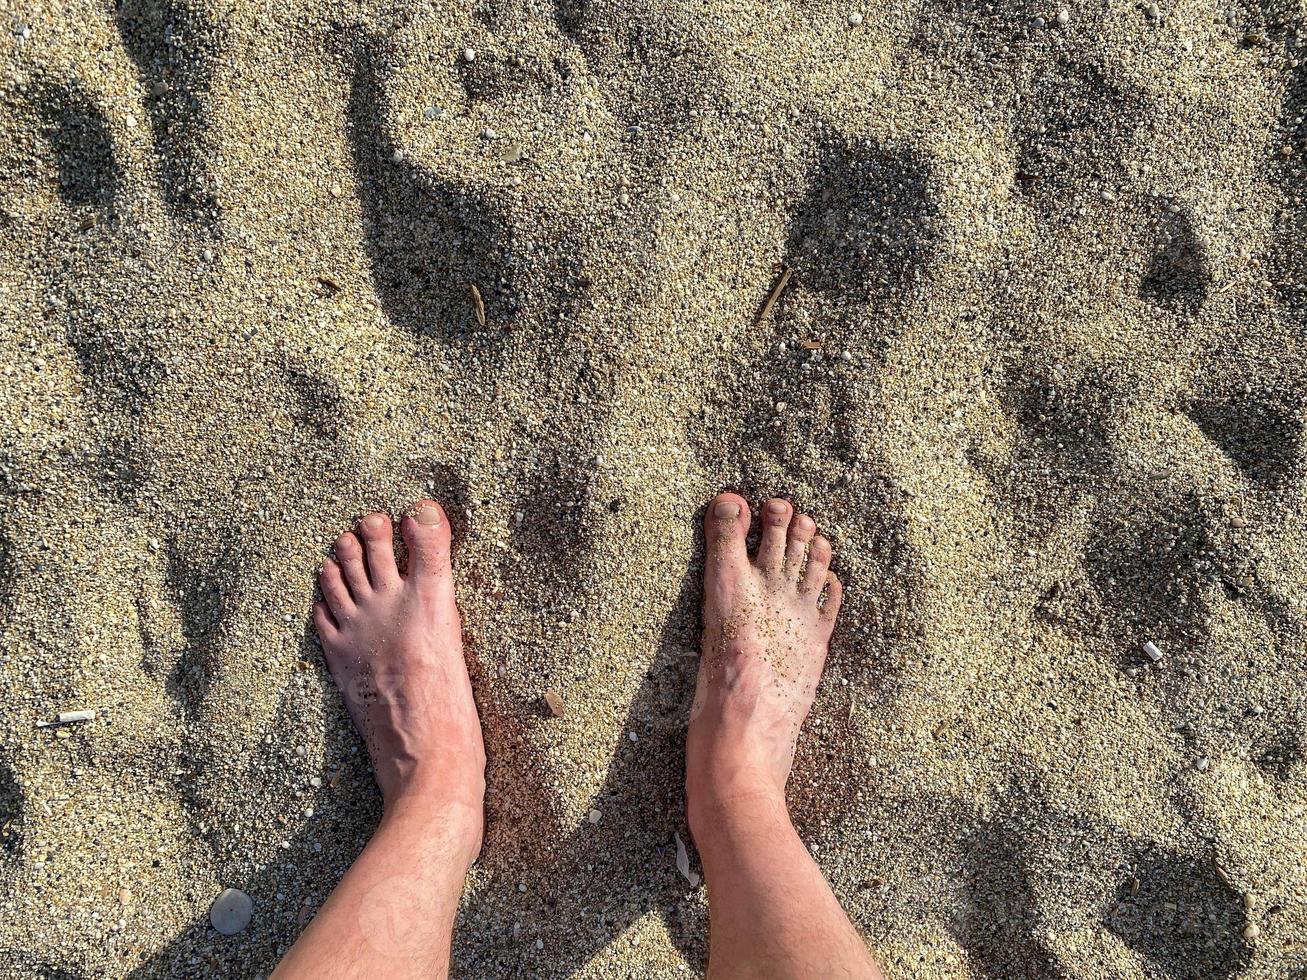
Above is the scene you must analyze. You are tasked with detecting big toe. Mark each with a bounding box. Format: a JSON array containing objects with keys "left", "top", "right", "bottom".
[
  {"left": 704, "top": 492, "right": 750, "bottom": 570},
  {"left": 401, "top": 499, "right": 453, "bottom": 583}
]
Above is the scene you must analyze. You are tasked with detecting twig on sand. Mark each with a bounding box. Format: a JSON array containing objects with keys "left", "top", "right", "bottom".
[
  {"left": 469, "top": 283, "right": 487, "bottom": 327},
  {"left": 757, "top": 265, "right": 793, "bottom": 324},
  {"left": 36, "top": 709, "right": 96, "bottom": 728}
]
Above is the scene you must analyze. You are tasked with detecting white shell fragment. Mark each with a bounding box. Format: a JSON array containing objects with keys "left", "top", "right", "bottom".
[
  {"left": 210, "top": 887, "right": 253, "bottom": 935},
  {"left": 1142, "top": 641, "right": 1163, "bottom": 663},
  {"left": 36, "top": 709, "right": 96, "bottom": 728},
  {"left": 674, "top": 832, "right": 700, "bottom": 887}
]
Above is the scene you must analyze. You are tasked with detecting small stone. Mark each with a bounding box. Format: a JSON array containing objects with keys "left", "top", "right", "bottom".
[
  {"left": 210, "top": 888, "right": 253, "bottom": 936},
  {"left": 424, "top": 106, "right": 443, "bottom": 120},
  {"left": 848, "top": 11, "right": 864, "bottom": 25},
  {"left": 1279, "top": 145, "right": 1295, "bottom": 158},
  {"left": 1195, "top": 756, "right": 1211, "bottom": 772},
  {"left": 1146, "top": 2, "right": 1160, "bottom": 18},
  {"left": 482, "top": 127, "right": 498, "bottom": 140},
  {"left": 543, "top": 690, "right": 566, "bottom": 718},
  {"left": 618, "top": 192, "right": 630, "bottom": 205},
  {"left": 462, "top": 47, "right": 476, "bottom": 63},
  {"left": 1142, "top": 640, "right": 1163, "bottom": 663},
  {"left": 1242, "top": 922, "right": 1260, "bottom": 941},
  {"left": 309, "top": 777, "right": 322, "bottom": 788},
  {"left": 1033, "top": 15, "right": 1046, "bottom": 26},
  {"left": 328, "top": 183, "right": 343, "bottom": 198},
  {"left": 588, "top": 808, "right": 601, "bottom": 824},
  {"left": 201, "top": 248, "right": 214, "bottom": 263},
  {"left": 125, "top": 114, "right": 138, "bottom": 129},
  {"left": 391, "top": 149, "right": 404, "bottom": 163},
  {"left": 1056, "top": 8, "right": 1070, "bottom": 25},
  {"left": 119, "top": 888, "right": 133, "bottom": 905}
]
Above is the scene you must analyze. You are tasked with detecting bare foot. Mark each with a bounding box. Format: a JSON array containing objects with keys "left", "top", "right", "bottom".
[
  {"left": 686, "top": 493, "right": 842, "bottom": 829},
  {"left": 314, "top": 501, "right": 485, "bottom": 857}
]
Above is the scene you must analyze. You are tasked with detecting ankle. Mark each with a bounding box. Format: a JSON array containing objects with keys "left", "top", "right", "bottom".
[
  {"left": 382, "top": 793, "right": 484, "bottom": 866},
  {"left": 687, "top": 778, "right": 790, "bottom": 849}
]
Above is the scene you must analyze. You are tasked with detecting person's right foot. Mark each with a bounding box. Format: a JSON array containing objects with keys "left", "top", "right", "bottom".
[{"left": 686, "top": 493, "right": 843, "bottom": 829}]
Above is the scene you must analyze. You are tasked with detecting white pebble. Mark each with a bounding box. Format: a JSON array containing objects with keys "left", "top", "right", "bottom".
[
  {"left": 1195, "top": 756, "right": 1211, "bottom": 771},
  {"left": 391, "top": 149, "right": 404, "bottom": 163},
  {"left": 201, "top": 248, "right": 214, "bottom": 263},
  {"left": 424, "top": 106, "right": 443, "bottom": 120},
  {"left": 848, "top": 12, "right": 864, "bottom": 25},
  {"left": 210, "top": 888, "right": 253, "bottom": 936},
  {"left": 462, "top": 48, "right": 476, "bottom": 63},
  {"left": 588, "top": 808, "right": 601, "bottom": 823},
  {"left": 1242, "top": 922, "right": 1260, "bottom": 941},
  {"left": 482, "top": 128, "right": 498, "bottom": 140},
  {"left": 1146, "top": 2, "right": 1160, "bottom": 17},
  {"left": 1056, "top": 8, "right": 1070, "bottom": 25},
  {"left": 1142, "top": 640, "right": 1163, "bottom": 663}
]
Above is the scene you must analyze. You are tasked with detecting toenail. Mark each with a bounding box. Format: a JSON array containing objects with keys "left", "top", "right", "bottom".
[
  {"left": 365, "top": 514, "right": 386, "bottom": 529},
  {"left": 713, "top": 500, "right": 741, "bottom": 519},
  {"left": 415, "top": 505, "right": 441, "bottom": 526},
  {"left": 766, "top": 499, "right": 788, "bottom": 515}
]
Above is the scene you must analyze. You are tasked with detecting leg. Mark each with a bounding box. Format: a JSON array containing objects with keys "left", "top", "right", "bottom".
[
  {"left": 273, "top": 501, "right": 485, "bottom": 980},
  {"left": 686, "top": 494, "right": 884, "bottom": 980}
]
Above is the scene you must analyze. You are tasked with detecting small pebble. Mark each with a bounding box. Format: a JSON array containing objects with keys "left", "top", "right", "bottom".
[
  {"left": 1242, "top": 922, "right": 1260, "bottom": 941},
  {"left": 1195, "top": 756, "right": 1211, "bottom": 771},
  {"left": 201, "top": 248, "right": 214, "bottom": 263},
  {"left": 1142, "top": 641, "right": 1163, "bottom": 663},
  {"left": 543, "top": 690, "right": 566, "bottom": 718},
  {"left": 462, "top": 48, "right": 476, "bottom": 63},
  {"left": 1146, "top": 2, "right": 1160, "bottom": 19},
  {"left": 391, "top": 149, "right": 404, "bottom": 163},
  {"left": 482, "top": 128, "right": 498, "bottom": 140},
  {"left": 588, "top": 808, "right": 601, "bottom": 823},
  {"left": 848, "top": 12, "right": 864, "bottom": 25},
  {"left": 210, "top": 888, "right": 253, "bottom": 936},
  {"left": 424, "top": 106, "right": 443, "bottom": 120},
  {"left": 1056, "top": 8, "right": 1071, "bottom": 25}
]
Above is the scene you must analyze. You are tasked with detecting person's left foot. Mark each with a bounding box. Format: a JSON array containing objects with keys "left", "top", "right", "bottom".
[{"left": 315, "top": 501, "right": 485, "bottom": 848}]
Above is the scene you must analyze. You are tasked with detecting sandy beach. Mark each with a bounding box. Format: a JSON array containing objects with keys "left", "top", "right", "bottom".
[{"left": 1, "top": 0, "right": 1305, "bottom": 975}]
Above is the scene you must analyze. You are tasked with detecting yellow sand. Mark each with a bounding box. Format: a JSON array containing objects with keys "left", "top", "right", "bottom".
[{"left": 1, "top": 0, "right": 1304, "bottom": 975}]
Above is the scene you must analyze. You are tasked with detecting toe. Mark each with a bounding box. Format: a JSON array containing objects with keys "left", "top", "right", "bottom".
[
  {"left": 358, "top": 512, "right": 400, "bottom": 588},
  {"left": 335, "top": 532, "right": 370, "bottom": 595},
  {"left": 802, "top": 535, "right": 832, "bottom": 595},
  {"left": 318, "top": 558, "right": 354, "bottom": 616},
  {"left": 819, "top": 571, "right": 844, "bottom": 624},
  {"left": 312, "top": 601, "right": 338, "bottom": 641},
  {"left": 704, "top": 492, "right": 751, "bottom": 570},
  {"left": 784, "top": 512, "right": 817, "bottom": 578},
  {"left": 401, "top": 499, "right": 452, "bottom": 583},
  {"left": 755, "top": 498, "right": 792, "bottom": 574}
]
